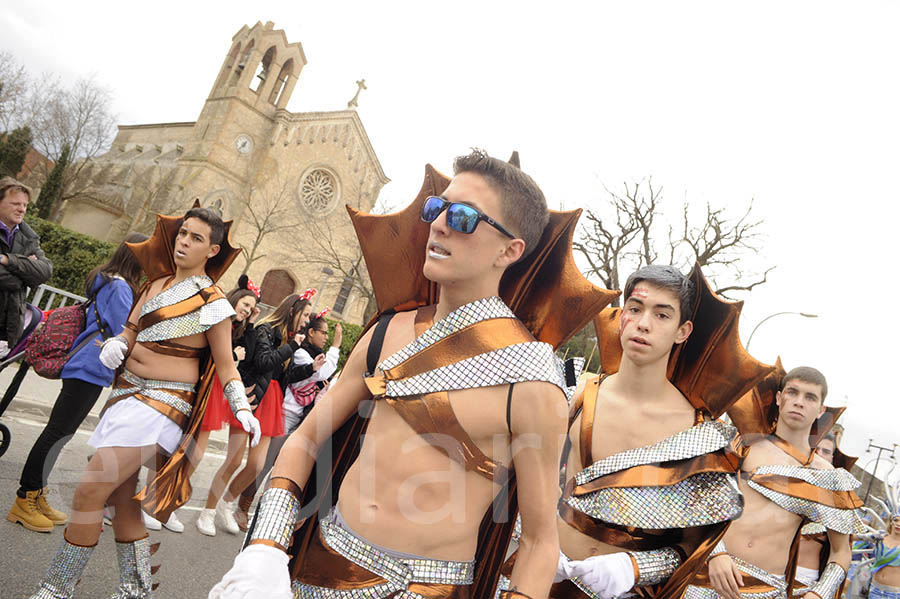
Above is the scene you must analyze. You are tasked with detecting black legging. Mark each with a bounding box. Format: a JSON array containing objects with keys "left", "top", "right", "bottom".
[{"left": 18, "top": 378, "right": 104, "bottom": 493}]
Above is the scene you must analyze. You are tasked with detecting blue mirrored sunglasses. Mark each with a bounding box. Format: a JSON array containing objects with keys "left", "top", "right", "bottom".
[{"left": 420, "top": 196, "right": 516, "bottom": 239}]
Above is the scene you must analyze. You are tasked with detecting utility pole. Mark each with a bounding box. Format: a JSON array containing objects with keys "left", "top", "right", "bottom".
[{"left": 863, "top": 439, "right": 897, "bottom": 504}]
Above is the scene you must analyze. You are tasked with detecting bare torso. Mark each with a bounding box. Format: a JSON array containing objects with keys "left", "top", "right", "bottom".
[
  {"left": 797, "top": 535, "right": 825, "bottom": 572},
  {"left": 875, "top": 536, "right": 900, "bottom": 587},
  {"left": 122, "top": 277, "right": 207, "bottom": 385},
  {"left": 723, "top": 441, "right": 830, "bottom": 575},
  {"left": 336, "top": 310, "right": 515, "bottom": 561},
  {"left": 557, "top": 374, "right": 697, "bottom": 560}
]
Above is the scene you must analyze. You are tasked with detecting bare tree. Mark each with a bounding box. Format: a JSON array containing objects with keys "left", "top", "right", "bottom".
[
  {"left": 235, "top": 173, "right": 305, "bottom": 275},
  {"left": 287, "top": 191, "right": 403, "bottom": 322},
  {"left": 128, "top": 162, "right": 182, "bottom": 234},
  {"left": 291, "top": 213, "right": 375, "bottom": 319},
  {"left": 574, "top": 179, "right": 773, "bottom": 301},
  {"left": 26, "top": 76, "right": 116, "bottom": 208},
  {"left": 673, "top": 201, "right": 774, "bottom": 296},
  {"left": 0, "top": 52, "right": 29, "bottom": 132}
]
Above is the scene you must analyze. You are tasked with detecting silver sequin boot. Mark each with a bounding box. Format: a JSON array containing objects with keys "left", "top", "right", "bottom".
[
  {"left": 108, "top": 536, "right": 158, "bottom": 598},
  {"left": 29, "top": 537, "right": 95, "bottom": 598}
]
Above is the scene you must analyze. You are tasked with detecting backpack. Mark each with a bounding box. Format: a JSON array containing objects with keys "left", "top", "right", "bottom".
[{"left": 25, "top": 281, "right": 111, "bottom": 379}]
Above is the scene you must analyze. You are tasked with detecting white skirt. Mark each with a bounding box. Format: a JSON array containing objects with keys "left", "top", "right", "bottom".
[{"left": 88, "top": 397, "right": 183, "bottom": 454}]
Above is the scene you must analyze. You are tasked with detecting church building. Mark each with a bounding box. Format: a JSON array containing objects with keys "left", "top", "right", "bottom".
[{"left": 60, "top": 21, "right": 388, "bottom": 324}]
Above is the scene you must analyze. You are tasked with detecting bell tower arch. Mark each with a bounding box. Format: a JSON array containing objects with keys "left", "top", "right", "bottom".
[{"left": 206, "top": 21, "right": 305, "bottom": 112}]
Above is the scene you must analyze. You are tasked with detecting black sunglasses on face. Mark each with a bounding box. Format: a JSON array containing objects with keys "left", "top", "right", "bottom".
[{"left": 420, "top": 196, "right": 516, "bottom": 239}]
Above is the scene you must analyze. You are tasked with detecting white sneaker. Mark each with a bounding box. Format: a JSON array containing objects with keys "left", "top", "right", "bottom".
[
  {"left": 196, "top": 508, "right": 216, "bottom": 536},
  {"left": 142, "top": 511, "right": 162, "bottom": 531},
  {"left": 103, "top": 506, "right": 114, "bottom": 526},
  {"left": 216, "top": 499, "right": 240, "bottom": 535},
  {"left": 163, "top": 511, "right": 184, "bottom": 533}
]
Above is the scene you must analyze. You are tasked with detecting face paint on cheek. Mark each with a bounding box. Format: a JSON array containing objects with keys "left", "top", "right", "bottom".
[{"left": 619, "top": 313, "right": 635, "bottom": 337}]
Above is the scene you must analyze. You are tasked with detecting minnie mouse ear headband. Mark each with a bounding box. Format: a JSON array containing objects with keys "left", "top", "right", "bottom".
[
  {"left": 315, "top": 307, "right": 330, "bottom": 319},
  {"left": 238, "top": 274, "right": 261, "bottom": 299},
  {"left": 300, "top": 288, "right": 317, "bottom": 301}
]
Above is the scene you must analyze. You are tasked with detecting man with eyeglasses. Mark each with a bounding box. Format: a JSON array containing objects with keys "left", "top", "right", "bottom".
[{"left": 211, "top": 149, "right": 613, "bottom": 599}]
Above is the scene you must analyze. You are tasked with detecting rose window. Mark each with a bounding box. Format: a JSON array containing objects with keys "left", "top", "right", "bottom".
[{"left": 300, "top": 169, "right": 338, "bottom": 214}]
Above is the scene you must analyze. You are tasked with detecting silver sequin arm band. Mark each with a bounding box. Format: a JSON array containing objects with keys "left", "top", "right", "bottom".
[
  {"left": 246, "top": 483, "right": 302, "bottom": 551},
  {"left": 707, "top": 539, "right": 727, "bottom": 561},
  {"left": 807, "top": 562, "right": 846, "bottom": 599},
  {"left": 223, "top": 378, "right": 252, "bottom": 416},
  {"left": 628, "top": 547, "right": 683, "bottom": 587}
]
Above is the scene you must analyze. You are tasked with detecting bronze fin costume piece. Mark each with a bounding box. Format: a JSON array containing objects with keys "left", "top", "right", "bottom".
[
  {"left": 537, "top": 266, "right": 775, "bottom": 599},
  {"left": 273, "top": 163, "right": 618, "bottom": 598},
  {"left": 125, "top": 200, "right": 242, "bottom": 521},
  {"left": 684, "top": 365, "right": 866, "bottom": 599}
]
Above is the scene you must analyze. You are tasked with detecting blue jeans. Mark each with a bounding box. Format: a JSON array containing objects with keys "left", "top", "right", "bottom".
[{"left": 871, "top": 581, "right": 900, "bottom": 599}]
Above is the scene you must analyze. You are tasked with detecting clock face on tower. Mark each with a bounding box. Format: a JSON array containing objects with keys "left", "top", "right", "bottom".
[{"left": 234, "top": 134, "right": 253, "bottom": 155}]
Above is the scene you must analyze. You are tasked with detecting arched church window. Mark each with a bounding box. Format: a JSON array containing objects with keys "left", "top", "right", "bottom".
[
  {"left": 232, "top": 40, "right": 255, "bottom": 84},
  {"left": 252, "top": 47, "right": 276, "bottom": 93},
  {"left": 269, "top": 59, "right": 294, "bottom": 105},
  {"left": 299, "top": 167, "right": 341, "bottom": 216},
  {"left": 332, "top": 275, "right": 354, "bottom": 316},
  {"left": 226, "top": 43, "right": 241, "bottom": 67},
  {"left": 202, "top": 189, "right": 233, "bottom": 220}
]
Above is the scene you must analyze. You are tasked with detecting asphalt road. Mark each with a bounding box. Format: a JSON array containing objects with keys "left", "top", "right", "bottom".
[{"left": 0, "top": 404, "right": 245, "bottom": 598}]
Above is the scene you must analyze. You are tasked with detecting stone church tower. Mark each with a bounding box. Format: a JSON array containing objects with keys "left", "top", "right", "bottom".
[{"left": 61, "top": 21, "right": 389, "bottom": 324}]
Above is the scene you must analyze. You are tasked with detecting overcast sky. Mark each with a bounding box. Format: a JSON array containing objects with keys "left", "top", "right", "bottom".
[{"left": 3, "top": 1, "right": 897, "bottom": 478}]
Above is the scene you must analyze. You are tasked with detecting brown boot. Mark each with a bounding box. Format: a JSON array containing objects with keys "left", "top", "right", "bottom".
[
  {"left": 234, "top": 494, "right": 253, "bottom": 532},
  {"left": 8, "top": 490, "right": 54, "bottom": 532},
  {"left": 37, "top": 487, "right": 68, "bottom": 526}
]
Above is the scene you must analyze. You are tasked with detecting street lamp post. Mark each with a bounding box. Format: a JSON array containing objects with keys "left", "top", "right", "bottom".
[
  {"left": 862, "top": 439, "right": 898, "bottom": 504},
  {"left": 746, "top": 311, "right": 819, "bottom": 351}
]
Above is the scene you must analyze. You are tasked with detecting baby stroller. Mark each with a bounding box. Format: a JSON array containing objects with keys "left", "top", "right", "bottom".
[{"left": 0, "top": 304, "right": 45, "bottom": 458}]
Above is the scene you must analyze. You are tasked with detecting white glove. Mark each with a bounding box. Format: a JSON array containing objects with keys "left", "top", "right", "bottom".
[
  {"left": 555, "top": 550, "right": 577, "bottom": 583},
  {"left": 235, "top": 410, "right": 261, "bottom": 447},
  {"left": 208, "top": 544, "right": 292, "bottom": 599},
  {"left": 566, "top": 552, "right": 635, "bottom": 599},
  {"left": 99, "top": 336, "right": 128, "bottom": 369}
]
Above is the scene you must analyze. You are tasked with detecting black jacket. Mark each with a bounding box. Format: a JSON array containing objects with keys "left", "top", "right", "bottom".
[
  {"left": 0, "top": 220, "right": 52, "bottom": 345},
  {"left": 240, "top": 323, "right": 314, "bottom": 404}
]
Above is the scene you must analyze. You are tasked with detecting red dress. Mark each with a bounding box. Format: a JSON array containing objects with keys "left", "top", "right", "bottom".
[
  {"left": 201, "top": 376, "right": 229, "bottom": 432},
  {"left": 225, "top": 379, "right": 284, "bottom": 437}
]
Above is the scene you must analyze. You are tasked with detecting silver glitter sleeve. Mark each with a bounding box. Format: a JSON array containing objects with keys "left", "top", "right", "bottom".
[
  {"left": 628, "top": 547, "right": 682, "bottom": 587},
  {"left": 246, "top": 487, "right": 301, "bottom": 551},
  {"left": 224, "top": 378, "right": 252, "bottom": 416},
  {"left": 807, "top": 562, "right": 845, "bottom": 599}
]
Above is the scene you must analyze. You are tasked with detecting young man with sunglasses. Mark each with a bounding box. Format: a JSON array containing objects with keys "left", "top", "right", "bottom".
[{"left": 211, "top": 150, "right": 611, "bottom": 599}]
